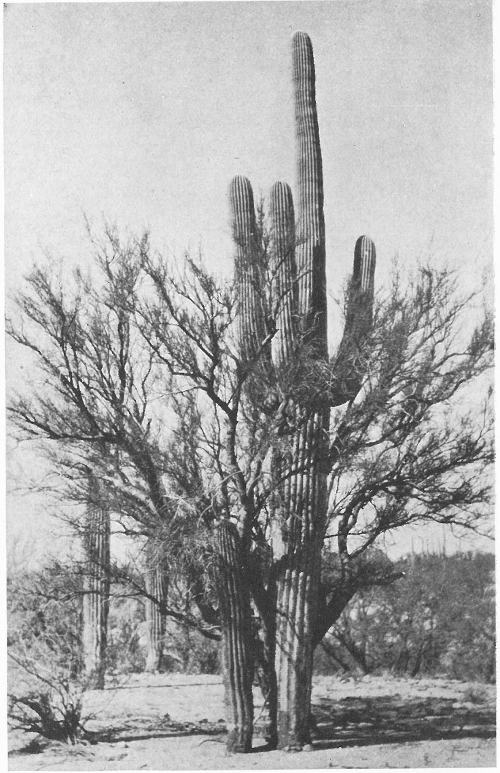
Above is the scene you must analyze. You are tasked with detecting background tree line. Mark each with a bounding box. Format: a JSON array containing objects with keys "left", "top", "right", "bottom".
[{"left": 316, "top": 550, "right": 495, "bottom": 683}]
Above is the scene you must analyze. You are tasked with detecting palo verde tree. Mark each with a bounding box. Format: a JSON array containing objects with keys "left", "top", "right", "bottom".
[{"left": 6, "top": 229, "right": 221, "bottom": 664}]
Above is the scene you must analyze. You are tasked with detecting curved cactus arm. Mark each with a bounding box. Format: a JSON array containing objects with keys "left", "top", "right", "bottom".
[
  {"left": 330, "top": 235, "right": 376, "bottom": 405},
  {"left": 229, "top": 175, "right": 267, "bottom": 365},
  {"left": 269, "top": 181, "right": 297, "bottom": 371},
  {"left": 292, "top": 31, "right": 327, "bottom": 357}
]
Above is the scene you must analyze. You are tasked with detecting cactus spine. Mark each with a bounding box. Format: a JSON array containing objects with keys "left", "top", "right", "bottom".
[
  {"left": 82, "top": 475, "right": 110, "bottom": 689},
  {"left": 229, "top": 32, "right": 376, "bottom": 749}
]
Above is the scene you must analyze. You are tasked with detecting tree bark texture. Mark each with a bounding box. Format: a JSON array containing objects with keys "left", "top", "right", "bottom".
[
  {"left": 216, "top": 520, "right": 254, "bottom": 753},
  {"left": 82, "top": 489, "right": 110, "bottom": 690}
]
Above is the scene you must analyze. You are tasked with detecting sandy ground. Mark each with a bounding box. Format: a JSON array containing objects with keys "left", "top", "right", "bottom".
[{"left": 8, "top": 673, "right": 496, "bottom": 770}]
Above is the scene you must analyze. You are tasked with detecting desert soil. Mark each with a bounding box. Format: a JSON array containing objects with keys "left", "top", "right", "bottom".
[{"left": 8, "top": 673, "right": 496, "bottom": 770}]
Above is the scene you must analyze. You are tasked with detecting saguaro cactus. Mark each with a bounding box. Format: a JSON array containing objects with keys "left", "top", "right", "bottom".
[
  {"left": 229, "top": 32, "right": 376, "bottom": 749},
  {"left": 144, "top": 539, "right": 169, "bottom": 672},
  {"left": 82, "top": 475, "right": 110, "bottom": 690}
]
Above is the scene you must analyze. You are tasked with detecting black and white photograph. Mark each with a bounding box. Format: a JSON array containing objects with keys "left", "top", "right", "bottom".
[{"left": 4, "top": 1, "right": 495, "bottom": 769}]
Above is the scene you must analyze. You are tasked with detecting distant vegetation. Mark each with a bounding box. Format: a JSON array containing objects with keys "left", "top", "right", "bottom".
[{"left": 316, "top": 551, "right": 495, "bottom": 683}]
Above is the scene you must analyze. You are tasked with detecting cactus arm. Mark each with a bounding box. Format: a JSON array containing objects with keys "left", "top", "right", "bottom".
[
  {"left": 229, "top": 176, "right": 266, "bottom": 366},
  {"left": 293, "top": 31, "right": 327, "bottom": 357},
  {"left": 269, "top": 181, "right": 297, "bottom": 371},
  {"left": 330, "top": 235, "right": 376, "bottom": 405}
]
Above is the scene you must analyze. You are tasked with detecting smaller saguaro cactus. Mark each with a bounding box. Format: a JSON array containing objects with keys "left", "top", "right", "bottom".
[
  {"left": 144, "top": 538, "right": 169, "bottom": 672},
  {"left": 82, "top": 474, "right": 110, "bottom": 690}
]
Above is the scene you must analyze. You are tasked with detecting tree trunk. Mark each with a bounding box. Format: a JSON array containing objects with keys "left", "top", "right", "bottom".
[
  {"left": 144, "top": 540, "right": 169, "bottom": 672},
  {"left": 82, "top": 487, "right": 110, "bottom": 690},
  {"left": 253, "top": 606, "right": 278, "bottom": 748},
  {"left": 216, "top": 520, "right": 254, "bottom": 753},
  {"left": 272, "top": 409, "right": 329, "bottom": 749}
]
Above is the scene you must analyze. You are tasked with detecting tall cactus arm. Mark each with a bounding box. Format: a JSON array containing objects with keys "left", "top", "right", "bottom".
[
  {"left": 293, "top": 31, "right": 327, "bottom": 357},
  {"left": 330, "top": 235, "right": 376, "bottom": 405},
  {"left": 269, "top": 181, "right": 297, "bottom": 371},
  {"left": 229, "top": 176, "right": 267, "bottom": 365}
]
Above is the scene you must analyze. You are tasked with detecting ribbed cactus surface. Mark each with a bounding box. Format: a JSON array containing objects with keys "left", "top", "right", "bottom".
[
  {"left": 216, "top": 520, "right": 254, "bottom": 752},
  {"left": 230, "top": 176, "right": 266, "bottom": 366},
  {"left": 293, "top": 31, "right": 327, "bottom": 356},
  {"left": 269, "top": 181, "right": 296, "bottom": 370}
]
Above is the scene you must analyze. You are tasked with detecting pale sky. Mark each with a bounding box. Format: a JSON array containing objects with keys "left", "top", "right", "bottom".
[{"left": 4, "top": 0, "right": 494, "bottom": 558}]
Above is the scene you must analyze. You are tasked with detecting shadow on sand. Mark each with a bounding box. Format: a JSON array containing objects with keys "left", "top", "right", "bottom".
[
  {"left": 309, "top": 693, "right": 495, "bottom": 750},
  {"left": 91, "top": 691, "right": 495, "bottom": 750}
]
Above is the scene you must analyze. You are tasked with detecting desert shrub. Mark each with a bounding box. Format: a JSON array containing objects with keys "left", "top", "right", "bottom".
[
  {"left": 7, "top": 560, "right": 90, "bottom": 743},
  {"left": 8, "top": 626, "right": 89, "bottom": 744},
  {"left": 8, "top": 677, "right": 86, "bottom": 744},
  {"left": 8, "top": 560, "right": 85, "bottom": 677}
]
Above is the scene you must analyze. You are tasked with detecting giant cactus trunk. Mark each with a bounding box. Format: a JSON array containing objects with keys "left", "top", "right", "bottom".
[
  {"left": 269, "top": 32, "right": 330, "bottom": 749},
  {"left": 229, "top": 31, "right": 376, "bottom": 751},
  {"left": 272, "top": 411, "right": 330, "bottom": 748},
  {"left": 82, "top": 478, "right": 110, "bottom": 690},
  {"left": 216, "top": 521, "right": 254, "bottom": 753},
  {"left": 144, "top": 540, "right": 169, "bottom": 672}
]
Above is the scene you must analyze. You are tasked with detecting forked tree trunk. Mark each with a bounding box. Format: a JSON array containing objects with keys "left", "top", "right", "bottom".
[
  {"left": 216, "top": 520, "right": 254, "bottom": 753},
  {"left": 144, "top": 540, "right": 169, "bottom": 672},
  {"left": 261, "top": 614, "right": 278, "bottom": 748},
  {"left": 252, "top": 594, "right": 278, "bottom": 748},
  {"left": 82, "top": 483, "right": 110, "bottom": 690}
]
